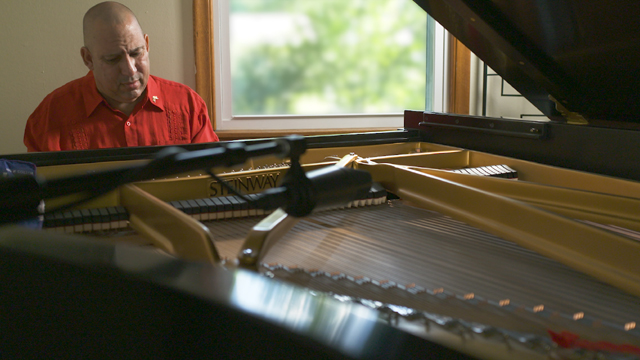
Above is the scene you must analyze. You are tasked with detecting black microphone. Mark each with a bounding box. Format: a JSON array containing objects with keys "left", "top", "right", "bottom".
[{"left": 253, "top": 165, "right": 372, "bottom": 217}]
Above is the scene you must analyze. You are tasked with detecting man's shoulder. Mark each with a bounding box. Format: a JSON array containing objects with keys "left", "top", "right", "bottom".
[
  {"left": 149, "top": 75, "right": 206, "bottom": 112},
  {"left": 44, "top": 74, "right": 91, "bottom": 101},
  {"left": 35, "top": 74, "right": 92, "bottom": 117},
  {"left": 150, "top": 75, "right": 198, "bottom": 95},
  {"left": 28, "top": 74, "right": 91, "bottom": 130}
]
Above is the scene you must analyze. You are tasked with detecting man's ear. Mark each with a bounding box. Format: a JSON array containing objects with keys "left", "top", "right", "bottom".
[
  {"left": 81, "top": 46, "right": 94, "bottom": 70},
  {"left": 144, "top": 34, "right": 149, "bottom": 52}
]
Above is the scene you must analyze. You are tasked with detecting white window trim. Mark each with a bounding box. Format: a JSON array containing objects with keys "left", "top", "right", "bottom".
[
  {"left": 212, "top": 0, "right": 449, "bottom": 131},
  {"left": 434, "top": 21, "right": 449, "bottom": 114}
]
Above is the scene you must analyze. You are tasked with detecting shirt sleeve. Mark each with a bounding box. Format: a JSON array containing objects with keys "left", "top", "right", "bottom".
[
  {"left": 24, "top": 120, "right": 41, "bottom": 152},
  {"left": 190, "top": 94, "right": 219, "bottom": 144},
  {"left": 24, "top": 98, "right": 59, "bottom": 152}
]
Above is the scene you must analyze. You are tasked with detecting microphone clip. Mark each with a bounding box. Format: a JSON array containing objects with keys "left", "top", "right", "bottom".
[{"left": 278, "top": 154, "right": 314, "bottom": 218}]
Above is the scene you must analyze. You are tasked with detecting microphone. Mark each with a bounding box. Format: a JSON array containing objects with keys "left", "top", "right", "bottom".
[{"left": 253, "top": 165, "right": 372, "bottom": 217}]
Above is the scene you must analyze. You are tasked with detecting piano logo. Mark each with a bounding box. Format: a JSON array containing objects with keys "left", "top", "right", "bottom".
[{"left": 208, "top": 172, "right": 281, "bottom": 197}]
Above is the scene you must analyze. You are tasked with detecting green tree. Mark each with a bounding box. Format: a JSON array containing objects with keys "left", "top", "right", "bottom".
[{"left": 231, "top": 0, "right": 427, "bottom": 115}]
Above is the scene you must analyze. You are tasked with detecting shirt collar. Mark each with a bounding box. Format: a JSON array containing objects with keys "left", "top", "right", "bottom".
[
  {"left": 83, "top": 72, "right": 165, "bottom": 116},
  {"left": 83, "top": 71, "right": 104, "bottom": 116}
]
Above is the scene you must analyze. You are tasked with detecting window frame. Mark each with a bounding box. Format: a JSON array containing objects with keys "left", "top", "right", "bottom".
[{"left": 193, "top": 0, "right": 468, "bottom": 139}]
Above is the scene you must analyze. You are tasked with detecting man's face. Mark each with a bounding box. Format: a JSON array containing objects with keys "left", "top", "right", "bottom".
[{"left": 81, "top": 17, "right": 150, "bottom": 109}]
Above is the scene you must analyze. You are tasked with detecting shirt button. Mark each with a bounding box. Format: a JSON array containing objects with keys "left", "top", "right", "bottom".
[{"left": 126, "top": 121, "right": 131, "bottom": 126}]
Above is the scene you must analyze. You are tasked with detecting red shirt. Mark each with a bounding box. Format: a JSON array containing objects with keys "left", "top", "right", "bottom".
[{"left": 24, "top": 71, "right": 219, "bottom": 152}]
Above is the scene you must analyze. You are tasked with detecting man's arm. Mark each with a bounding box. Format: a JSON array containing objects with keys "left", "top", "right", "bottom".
[
  {"left": 24, "top": 126, "right": 41, "bottom": 152},
  {"left": 192, "top": 112, "right": 219, "bottom": 144},
  {"left": 189, "top": 92, "right": 219, "bottom": 144},
  {"left": 24, "top": 101, "right": 54, "bottom": 152}
]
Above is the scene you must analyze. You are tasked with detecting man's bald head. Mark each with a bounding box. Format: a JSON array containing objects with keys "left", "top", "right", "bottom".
[
  {"left": 83, "top": 2, "right": 143, "bottom": 49},
  {"left": 80, "top": 1, "right": 150, "bottom": 115}
]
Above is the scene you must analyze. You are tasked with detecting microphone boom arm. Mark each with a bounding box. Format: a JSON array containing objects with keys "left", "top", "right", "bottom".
[{"left": 0, "top": 136, "right": 306, "bottom": 225}]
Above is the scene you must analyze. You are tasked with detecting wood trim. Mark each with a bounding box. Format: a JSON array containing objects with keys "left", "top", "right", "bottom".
[
  {"left": 193, "top": 0, "right": 216, "bottom": 129},
  {"left": 448, "top": 36, "right": 471, "bottom": 115},
  {"left": 215, "top": 128, "right": 397, "bottom": 141}
]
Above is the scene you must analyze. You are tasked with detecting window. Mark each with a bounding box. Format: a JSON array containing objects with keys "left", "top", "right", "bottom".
[{"left": 194, "top": 0, "right": 449, "bottom": 133}]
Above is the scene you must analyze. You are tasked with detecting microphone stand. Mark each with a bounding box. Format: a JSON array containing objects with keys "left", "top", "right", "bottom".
[{"left": 0, "top": 136, "right": 306, "bottom": 225}]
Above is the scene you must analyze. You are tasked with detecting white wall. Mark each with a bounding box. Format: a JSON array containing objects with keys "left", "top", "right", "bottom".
[{"left": 0, "top": 0, "right": 195, "bottom": 155}]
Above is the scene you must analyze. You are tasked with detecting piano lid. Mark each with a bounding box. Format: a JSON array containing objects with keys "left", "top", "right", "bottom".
[{"left": 414, "top": 0, "right": 640, "bottom": 124}]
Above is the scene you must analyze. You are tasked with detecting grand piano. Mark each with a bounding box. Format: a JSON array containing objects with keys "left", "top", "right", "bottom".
[{"left": 2, "top": 0, "right": 640, "bottom": 359}]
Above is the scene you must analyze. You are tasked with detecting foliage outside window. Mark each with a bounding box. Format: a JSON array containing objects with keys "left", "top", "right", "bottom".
[{"left": 228, "top": 0, "right": 428, "bottom": 117}]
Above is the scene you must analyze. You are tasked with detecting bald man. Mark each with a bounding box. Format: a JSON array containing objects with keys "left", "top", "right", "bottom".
[{"left": 24, "top": 1, "right": 218, "bottom": 152}]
